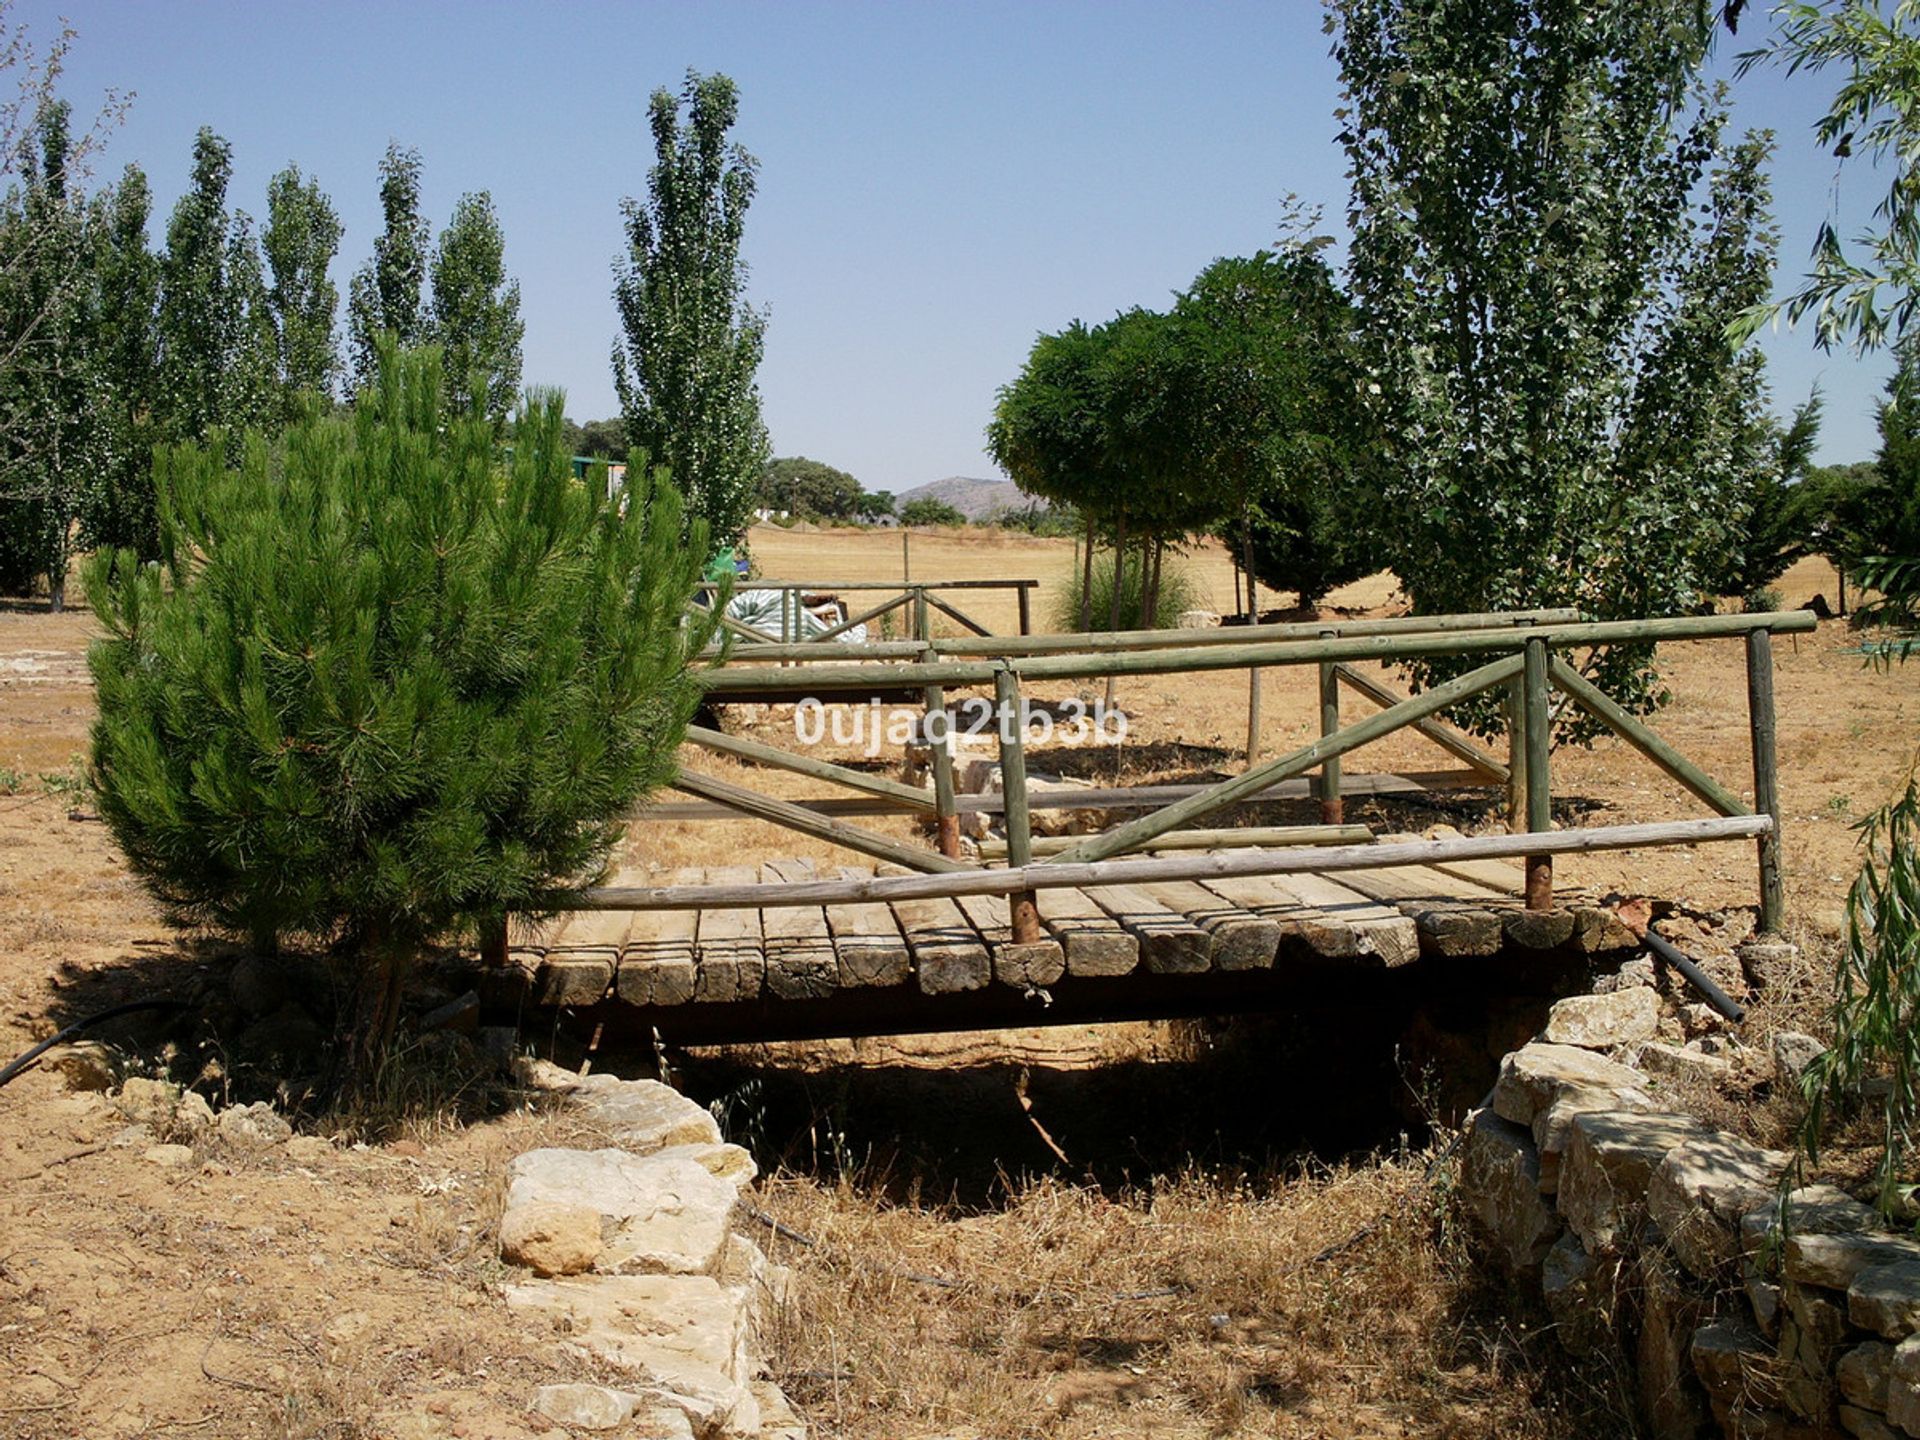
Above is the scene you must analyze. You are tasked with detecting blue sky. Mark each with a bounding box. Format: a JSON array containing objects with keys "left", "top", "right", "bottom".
[{"left": 23, "top": 1, "right": 1901, "bottom": 490}]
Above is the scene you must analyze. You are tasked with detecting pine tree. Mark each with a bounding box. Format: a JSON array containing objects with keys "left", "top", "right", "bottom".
[
  {"left": 613, "top": 70, "right": 769, "bottom": 547},
  {"left": 347, "top": 143, "right": 428, "bottom": 386},
  {"left": 87, "top": 342, "right": 716, "bottom": 1072},
  {"left": 430, "top": 190, "right": 522, "bottom": 423},
  {"left": 263, "top": 164, "right": 342, "bottom": 412}
]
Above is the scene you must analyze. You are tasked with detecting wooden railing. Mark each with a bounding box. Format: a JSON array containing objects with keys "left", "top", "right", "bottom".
[{"left": 559, "top": 607, "right": 1816, "bottom": 950}]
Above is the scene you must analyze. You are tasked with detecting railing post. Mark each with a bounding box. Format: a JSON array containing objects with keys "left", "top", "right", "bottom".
[
  {"left": 1522, "top": 636, "right": 1553, "bottom": 909},
  {"left": 994, "top": 665, "right": 1042, "bottom": 943},
  {"left": 918, "top": 598, "right": 961, "bottom": 858},
  {"left": 1746, "top": 627, "right": 1785, "bottom": 935},
  {"left": 1017, "top": 582, "right": 1032, "bottom": 636},
  {"left": 1317, "top": 655, "right": 1342, "bottom": 825},
  {"left": 1246, "top": 668, "right": 1264, "bottom": 762}
]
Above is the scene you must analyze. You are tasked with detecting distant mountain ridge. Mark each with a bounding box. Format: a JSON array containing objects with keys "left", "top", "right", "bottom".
[{"left": 894, "top": 475, "right": 1028, "bottom": 521}]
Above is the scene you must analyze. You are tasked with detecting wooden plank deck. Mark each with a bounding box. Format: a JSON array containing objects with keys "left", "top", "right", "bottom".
[{"left": 502, "top": 845, "right": 1641, "bottom": 1038}]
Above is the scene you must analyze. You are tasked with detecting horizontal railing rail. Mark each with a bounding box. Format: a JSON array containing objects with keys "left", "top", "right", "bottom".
[
  {"left": 698, "top": 611, "right": 1816, "bottom": 691},
  {"left": 694, "top": 605, "right": 1584, "bottom": 664},
  {"left": 489, "top": 604, "right": 1810, "bottom": 971},
  {"left": 547, "top": 815, "right": 1771, "bottom": 912}
]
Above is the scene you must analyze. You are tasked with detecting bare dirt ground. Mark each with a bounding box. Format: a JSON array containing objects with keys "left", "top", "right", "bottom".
[{"left": 0, "top": 532, "right": 1914, "bottom": 1439}]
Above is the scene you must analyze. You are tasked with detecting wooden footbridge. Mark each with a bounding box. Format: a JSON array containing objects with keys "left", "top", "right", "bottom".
[{"left": 487, "top": 594, "right": 1812, "bottom": 1044}]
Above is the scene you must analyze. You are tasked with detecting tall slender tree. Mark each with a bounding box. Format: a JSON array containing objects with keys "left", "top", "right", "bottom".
[
  {"left": 612, "top": 70, "right": 769, "bottom": 547},
  {"left": 85, "top": 161, "right": 160, "bottom": 556},
  {"left": 1332, "top": 0, "right": 1778, "bottom": 722},
  {"left": 155, "top": 126, "right": 242, "bottom": 445},
  {"left": 0, "top": 99, "right": 100, "bottom": 606},
  {"left": 430, "top": 190, "right": 522, "bottom": 423},
  {"left": 987, "top": 320, "right": 1128, "bottom": 630},
  {"left": 224, "top": 212, "right": 279, "bottom": 433},
  {"left": 263, "top": 163, "right": 342, "bottom": 411},
  {"left": 346, "top": 142, "right": 428, "bottom": 385}
]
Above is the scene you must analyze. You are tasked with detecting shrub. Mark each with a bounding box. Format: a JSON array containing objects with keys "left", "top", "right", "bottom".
[
  {"left": 1742, "top": 585, "right": 1784, "bottom": 615},
  {"left": 87, "top": 344, "right": 714, "bottom": 1073},
  {"left": 899, "top": 497, "right": 966, "bottom": 527},
  {"left": 1052, "top": 550, "right": 1198, "bottom": 631}
]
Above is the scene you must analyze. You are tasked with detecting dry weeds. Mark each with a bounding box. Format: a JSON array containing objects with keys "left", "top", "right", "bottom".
[{"left": 752, "top": 1153, "right": 1626, "bottom": 1439}]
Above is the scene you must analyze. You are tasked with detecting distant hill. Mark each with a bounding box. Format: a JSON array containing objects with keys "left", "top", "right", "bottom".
[{"left": 895, "top": 475, "right": 1027, "bottom": 522}]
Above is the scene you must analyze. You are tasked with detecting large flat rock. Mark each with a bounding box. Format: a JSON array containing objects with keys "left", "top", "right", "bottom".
[
  {"left": 1542, "top": 988, "right": 1660, "bottom": 1050},
  {"left": 1557, "top": 1110, "right": 1711, "bottom": 1254},
  {"left": 568, "top": 1077, "right": 723, "bottom": 1153},
  {"left": 1647, "top": 1135, "right": 1789, "bottom": 1279},
  {"left": 1492, "top": 1043, "right": 1646, "bottom": 1129},
  {"left": 1532, "top": 1084, "right": 1656, "bottom": 1196},
  {"left": 504, "top": 1274, "right": 758, "bottom": 1437},
  {"left": 507, "top": 1148, "right": 738, "bottom": 1276}
]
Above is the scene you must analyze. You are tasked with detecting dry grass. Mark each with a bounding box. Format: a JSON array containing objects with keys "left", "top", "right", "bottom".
[{"left": 752, "top": 1155, "right": 1625, "bottom": 1439}]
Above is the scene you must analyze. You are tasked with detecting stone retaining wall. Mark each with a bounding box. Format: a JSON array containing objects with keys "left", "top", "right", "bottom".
[
  {"left": 498, "top": 1063, "right": 806, "bottom": 1440},
  {"left": 1457, "top": 978, "right": 1920, "bottom": 1439}
]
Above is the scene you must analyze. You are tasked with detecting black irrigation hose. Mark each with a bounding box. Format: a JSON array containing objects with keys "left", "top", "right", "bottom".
[
  {"left": 0, "top": 998, "right": 189, "bottom": 1091},
  {"left": 1643, "top": 928, "right": 1747, "bottom": 1024}
]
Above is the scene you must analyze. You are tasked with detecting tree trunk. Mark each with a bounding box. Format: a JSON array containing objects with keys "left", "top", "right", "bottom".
[
  {"left": 1105, "top": 508, "right": 1127, "bottom": 712},
  {"left": 1078, "top": 515, "right": 1095, "bottom": 631},
  {"left": 351, "top": 928, "right": 411, "bottom": 1088},
  {"left": 1240, "top": 507, "right": 1258, "bottom": 625},
  {"left": 1146, "top": 536, "right": 1164, "bottom": 628},
  {"left": 47, "top": 521, "right": 66, "bottom": 614}
]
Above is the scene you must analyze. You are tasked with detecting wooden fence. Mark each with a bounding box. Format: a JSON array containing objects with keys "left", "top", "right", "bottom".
[{"left": 536, "top": 606, "right": 1816, "bottom": 956}]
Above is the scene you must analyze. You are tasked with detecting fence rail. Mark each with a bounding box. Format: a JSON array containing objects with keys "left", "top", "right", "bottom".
[
  {"left": 509, "top": 605, "right": 1816, "bottom": 964},
  {"left": 551, "top": 815, "right": 1773, "bottom": 912}
]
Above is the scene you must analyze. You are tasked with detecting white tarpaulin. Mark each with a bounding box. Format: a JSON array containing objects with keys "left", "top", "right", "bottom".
[{"left": 724, "top": 589, "right": 868, "bottom": 644}]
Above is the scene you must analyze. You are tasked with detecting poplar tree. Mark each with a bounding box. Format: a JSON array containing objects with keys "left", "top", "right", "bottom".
[
  {"left": 263, "top": 163, "right": 342, "bottom": 410},
  {"left": 613, "top": 70, "right": 769, "bottom": 547},
  {"left": 0, "top": 99, "right": 99, "bottom": 606},
  {"left": 430, "top": 190, "right": 522, "bottom": 423},
  {"left": 156, "top": 127, "right": 240, "bottom": 444},
  {"left": 347, "top": 142, "right": 428, "bottom": 386},
  {"left": 86, "top": 162, "right": 161, "bottom": 557},
  {"left": 88, "top": 342, "right": 716, "bottom": 1073},
  {"left": 224, "top": 212, "right": 279, "bottom": 433},
  {"left": 1332, "top": 0, "right": 1778, "bottom": 722}
]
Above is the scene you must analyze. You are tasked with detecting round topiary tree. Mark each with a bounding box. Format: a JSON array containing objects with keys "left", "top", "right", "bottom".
[{"left": 87, "top": 341, "right": 715, "bottom": 1075}]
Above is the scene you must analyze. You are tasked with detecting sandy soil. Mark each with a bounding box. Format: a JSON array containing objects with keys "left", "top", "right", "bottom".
[{"left": 0, "top": 533, "right": 1913, "bottom": 1438}]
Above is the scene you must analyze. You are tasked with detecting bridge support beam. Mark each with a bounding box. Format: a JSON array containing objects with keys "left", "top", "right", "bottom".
[
  {"left": 995, "top": 666, "right": 1043, "bottom": 944},
  {"left": 1523, "top": 637, "right": 1553, "bottom": 910},
  {"left": 918, "top": 597, "right": 962, "bottom": 859},
  {"left": 1746, "top": 629, "right": 1785, "bottom": 935},
  {"left": 1317, "top": 656, "right": 1342, "bottom": 825}
]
